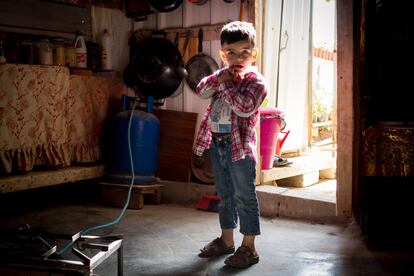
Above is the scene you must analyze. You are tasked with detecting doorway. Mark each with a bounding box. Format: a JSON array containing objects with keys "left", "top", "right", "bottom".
[
  {"left": 261, "top": 0, "right": 337, "bottom": 209},
  {"left": 310, "top": 0, "right": 336, "bottom": 149},
  {"left": 308, "top": 0, "right": 337, "bottom": 201}
]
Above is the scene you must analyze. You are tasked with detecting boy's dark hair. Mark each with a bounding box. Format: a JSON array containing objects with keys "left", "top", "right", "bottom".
[{"left": 220, "top": 21, "right": 256, "bottom": 47}]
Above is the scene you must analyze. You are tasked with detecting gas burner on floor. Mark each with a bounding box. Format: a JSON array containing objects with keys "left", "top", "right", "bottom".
[{"left": 0, "top": 225, "right": 123, "bottom": 275}]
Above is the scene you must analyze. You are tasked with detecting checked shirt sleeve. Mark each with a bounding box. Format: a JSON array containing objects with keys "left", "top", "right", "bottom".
[
  {"left": 195, "top": 72, "right": 220, "bottom": 99},
  {"left": 218, "top": 72, "right": 267, "bottom": 118}
]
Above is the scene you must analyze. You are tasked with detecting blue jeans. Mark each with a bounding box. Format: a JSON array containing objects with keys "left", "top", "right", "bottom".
[{"left": 210, "top": 136, "right": 261, "bottom": 236}]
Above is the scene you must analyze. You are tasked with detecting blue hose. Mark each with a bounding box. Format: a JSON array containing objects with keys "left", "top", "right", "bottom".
[{"left": 55, "top": 100, "right": 138, "bottom": 256}]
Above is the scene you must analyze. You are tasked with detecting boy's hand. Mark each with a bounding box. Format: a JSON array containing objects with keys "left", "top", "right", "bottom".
[
  {"left": 218, "top": 67, "right": 242, "bottom": 83},
  {"left": 218, "top": 68, "right": 234, "bottom": 82}
]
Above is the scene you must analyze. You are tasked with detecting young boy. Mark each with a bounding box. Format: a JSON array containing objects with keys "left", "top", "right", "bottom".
[{"left": 193, "top": 21, "right": 267, "bottom": 268}]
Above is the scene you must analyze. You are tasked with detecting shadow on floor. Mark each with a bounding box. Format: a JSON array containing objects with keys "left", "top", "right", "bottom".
[{"left": 1, "top": 182, "right": 414, "bottom": 275}]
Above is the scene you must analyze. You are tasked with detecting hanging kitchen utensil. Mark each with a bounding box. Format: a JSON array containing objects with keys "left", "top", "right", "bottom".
[
  {"left": 125, "top": 0, "right": 155, "bottom": 21},
  {"left": 124, "top": 37, "right": 187, "bottom": 99},
  {"left": 191, "top": 150, "right": 214, "bottom": 184},
  {"left": 188, "top": 0, "right": 209, "bottom": 5},
  {"left": 185, "top": 28, "right": 219, "bottom": 92},
  {"left": 170, "top": 31, "right": 191, "bottom": 98},
  {"left": 146, "top": 0, "right": 183, "bottom": 12},
  {"left": 239, "top": 0, "right": 251, "bottom": 21},
  {"left": 239, "top": 0, "right": 245, "bottom": 21}
]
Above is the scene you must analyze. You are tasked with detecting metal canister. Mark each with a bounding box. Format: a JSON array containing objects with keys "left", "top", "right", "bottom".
[
  {"left": 37, "top": 38, "right": 52, "bottom": 65},
  {"left": 20, "top": 39, "right": 34, "bottom": 64}
]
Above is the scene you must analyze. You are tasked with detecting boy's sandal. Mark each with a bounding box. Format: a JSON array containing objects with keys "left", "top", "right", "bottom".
[
  {"left": 198, "top": 237, "right": 235, "bottom": 258},
  {"left": 224, "top": 246, "right": 259, "bottom": 268}
]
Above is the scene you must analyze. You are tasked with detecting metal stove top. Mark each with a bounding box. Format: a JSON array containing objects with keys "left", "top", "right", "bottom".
[{"left": 0, "top": 225, "right": 123, "bottom": 275}]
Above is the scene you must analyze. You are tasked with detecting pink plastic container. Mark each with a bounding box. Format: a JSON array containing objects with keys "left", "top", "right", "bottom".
[{"left": 260, "top": 107, "right": 285, "bottom": 170}]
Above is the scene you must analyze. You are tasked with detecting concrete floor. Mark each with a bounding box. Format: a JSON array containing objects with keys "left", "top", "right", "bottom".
[
  {"left": 164, "top": 178, "right": 338, "bottom": 221},
  {"left": 1, "top": 183, "right": 414, "bottom": 275},
  {"left": 282, "top": 179, "right": 337, "bottom": 203}
]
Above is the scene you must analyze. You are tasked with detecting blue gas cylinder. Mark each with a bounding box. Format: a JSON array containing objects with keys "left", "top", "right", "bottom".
[{"left": 109, "top": 109, "right": 160, "bottom": 184}]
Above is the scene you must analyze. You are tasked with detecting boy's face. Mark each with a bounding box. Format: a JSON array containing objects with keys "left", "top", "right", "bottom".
[{"left": 220, "top": 40, "right": 257, "bottom": 75}]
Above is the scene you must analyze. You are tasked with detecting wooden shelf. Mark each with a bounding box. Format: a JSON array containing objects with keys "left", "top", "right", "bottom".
[
  {"left": 164, "top": 23, "right": 224, "bottom": 41},
  {"left": 0, "top": 165, "right": 105, "bottom": 193},
  {"left": 260, "top": 155, "right": 336, "bottom": 185},
  {"left": 134, "top": 23, "right": 225, "bottom": 42}
]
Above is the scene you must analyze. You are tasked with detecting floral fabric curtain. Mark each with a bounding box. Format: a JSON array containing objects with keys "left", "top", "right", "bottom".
[{"left": 0, "top": 63, "right": 123, "bottom": 174}]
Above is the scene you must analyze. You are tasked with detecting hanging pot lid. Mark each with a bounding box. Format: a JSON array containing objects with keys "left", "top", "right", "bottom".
[
  {"left": 188, "top": 0, "right": 209, "bottom": 5},
  {"left": 146, "top": 0, "right": 183, "bottom": 12},
  {"left": 191, "top": 150, "right": 214, "bottom": 184},
  {"left": 125, "top": 0, "right": 155, "bottom": 21}
]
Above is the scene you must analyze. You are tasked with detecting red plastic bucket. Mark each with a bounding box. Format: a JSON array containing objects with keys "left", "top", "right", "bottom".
[{"left": 260, "top": 107, "right": 285, "bottom": 170}]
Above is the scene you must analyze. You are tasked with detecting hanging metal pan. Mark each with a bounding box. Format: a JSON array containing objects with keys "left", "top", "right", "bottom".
[
  {"left": 185, "top": 28, "right": 219, "bottom": 92},
  {"left": 146, "top": 0, "right": 183, "bottom": 13},
  {"left": 188, "top": 0, "right": 209, "bottom": 5}
]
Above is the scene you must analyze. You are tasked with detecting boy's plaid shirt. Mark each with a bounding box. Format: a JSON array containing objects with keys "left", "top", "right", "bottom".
[{"left": 193, "top": 67, "right": 268, "bottom": 162}]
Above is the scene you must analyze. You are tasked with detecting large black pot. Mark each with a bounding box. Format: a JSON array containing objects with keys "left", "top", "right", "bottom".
[{"left": 124, "top": 38, "right": 187, "bottom": 99}]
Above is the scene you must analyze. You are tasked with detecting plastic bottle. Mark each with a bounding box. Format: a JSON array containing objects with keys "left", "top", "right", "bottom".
[
  {"left": 75, "top": 33, "right": 87, "bottom": 68},
  {"left": 101, "top": 29, "right": 112, "bottom": 70}
]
